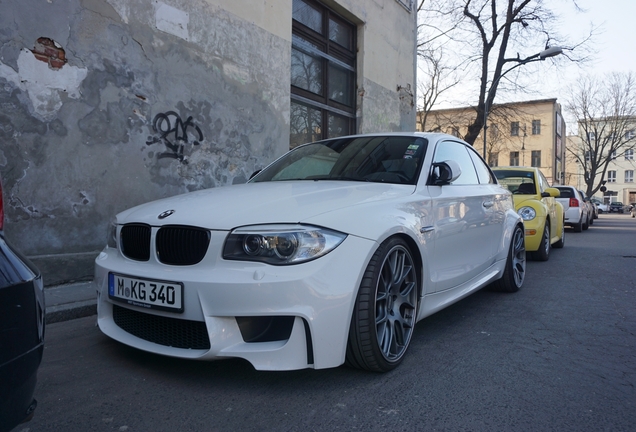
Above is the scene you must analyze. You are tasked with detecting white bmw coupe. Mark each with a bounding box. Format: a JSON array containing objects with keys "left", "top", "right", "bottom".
[{"left": 95, "top": 133, "right": 525, "bottom": 372}]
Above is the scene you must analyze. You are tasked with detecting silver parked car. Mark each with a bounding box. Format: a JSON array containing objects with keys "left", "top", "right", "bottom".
[{"left": 578, "top": 190, "right": 597, "bottom": 222}]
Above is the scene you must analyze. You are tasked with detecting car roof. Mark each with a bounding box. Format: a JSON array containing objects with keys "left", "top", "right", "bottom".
[{"left": 491, "top": 166, "right": 536, "bottom": 173}]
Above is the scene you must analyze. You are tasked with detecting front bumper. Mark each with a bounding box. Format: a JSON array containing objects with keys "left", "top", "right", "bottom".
[{"left": 95, "top": 232, "right": 376, "bottom": 370}]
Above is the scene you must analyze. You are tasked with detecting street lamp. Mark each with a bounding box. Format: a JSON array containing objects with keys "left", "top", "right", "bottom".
[{"left": 482, "top": 46, "right": 563, "bottom": 160}]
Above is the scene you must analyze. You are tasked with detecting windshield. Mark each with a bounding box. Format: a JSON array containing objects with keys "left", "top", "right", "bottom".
[
  {"left": 494, "top": 170, "right": 537, "bottom": 195},
  {"left": 251, "top": 136, "right": 428, "bottom": 185}
]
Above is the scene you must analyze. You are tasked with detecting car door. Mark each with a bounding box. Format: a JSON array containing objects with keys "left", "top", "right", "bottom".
[{"left": 426, "top": 140, "right": 499, "bottom": 293}]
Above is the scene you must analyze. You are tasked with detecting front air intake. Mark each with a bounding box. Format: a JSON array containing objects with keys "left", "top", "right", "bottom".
[
  {"left": 113, "top": 305, "right": 210, "bottom": 350},
  {"left": 120, "top": 224, "right": 151, "bottom": 261},
  {"left": 156, "top": 225, "right": 210, "bottom": 265}
]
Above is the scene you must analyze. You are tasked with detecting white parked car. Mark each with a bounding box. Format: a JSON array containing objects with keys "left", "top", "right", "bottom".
[
  {"left": 555, "top": 186, "right": 591, "bottom": 232},
  {"left": 95, "top": 133, "right": 525, "bottom": 372},
  {"left": 591, "top": 198, "right": 608, "bottom": 214}
]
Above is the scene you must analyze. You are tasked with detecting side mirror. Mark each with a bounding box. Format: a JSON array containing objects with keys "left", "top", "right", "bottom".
[
  {"left": 431, "top": 160, "right": 461, "bottom": 185},
  {"left": 543, "top": 187, "right": 560, "bottom": 198}
]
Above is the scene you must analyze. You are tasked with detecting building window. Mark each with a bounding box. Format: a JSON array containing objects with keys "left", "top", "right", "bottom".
[
  {"left": 626, "top": 170, "right": 634, "bottom": 183},
  {"left": 488, "top": 152, "right": 499, "bottom": 167},
  {"left": 625, "top": 149, "right": 634, "bottom": 160},
  {"left": 510, "top": 122, "right": 519, "bottom": 136},
  {"left": 607, "top": 170, "right": 616, "bottom": 183},
  {"left": 532, "top": 119, "right": 541, "bottom": 135},
  {"left": 489, "top": 123, "right": 499, "bottom": 139},
  {"left": 510, "top": 151, "right": 519, "bottom": 166},
  {"left": 587, "top": 132, "right": 596, "bottom": 141},
  {"left": 531, "top": 150, "right": 541, "bottom": 167},
  {"left": 625, "top": 129, "right": 635, "bottom": 140},
  {"left": 611, "top": 150, "right": 617, "bottom": 159},
  {"left": 291, "top": 0, "right": 356, "bottom": 148},
  {"left": 585, "top": 150, "right": 591, "bottom": 162}
]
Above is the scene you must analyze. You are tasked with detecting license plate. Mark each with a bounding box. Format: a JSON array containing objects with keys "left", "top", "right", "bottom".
[{"left": 108, "top": 273, "right": 183, "bottom": 313}]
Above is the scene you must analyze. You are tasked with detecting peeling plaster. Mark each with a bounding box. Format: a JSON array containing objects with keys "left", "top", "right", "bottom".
[
  {"left": 0, "top": 49, "right": 88, "bottom": 121},
  {"left": 104, "top": 0, "right": 130, "bottom": 24},
  {"left": 154, "top": 2, "right": 189, "bottom": 41}
]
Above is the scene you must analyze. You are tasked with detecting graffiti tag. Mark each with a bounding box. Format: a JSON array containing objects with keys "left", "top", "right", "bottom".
[{"left": 146, "top": 111, "right": 203, "bottom": 163}]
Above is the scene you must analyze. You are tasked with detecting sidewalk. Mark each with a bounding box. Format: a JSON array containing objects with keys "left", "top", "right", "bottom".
[{"left": 45, "top": 280, "right": 97, "bottom": 324}]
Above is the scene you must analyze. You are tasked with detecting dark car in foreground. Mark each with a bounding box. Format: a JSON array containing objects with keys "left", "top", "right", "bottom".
[{"left": 0, "top": 178, "right": 45, "bottom": 431}]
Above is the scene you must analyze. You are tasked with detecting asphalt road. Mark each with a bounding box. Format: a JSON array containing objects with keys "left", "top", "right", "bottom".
[{"left": 16, "top": 214, "right": 636, "bottom": 431}]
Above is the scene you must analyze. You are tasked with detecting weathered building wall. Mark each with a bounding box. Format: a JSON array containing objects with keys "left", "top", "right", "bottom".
[
  {"left": 342, "top": 0, "right": 417, "bottom": 132},
  {"left": 0, "top": 0, "right": 416, "bottom": 285},
  {"left": 0, "top": 0, "right": 291, "bottom": 284}
]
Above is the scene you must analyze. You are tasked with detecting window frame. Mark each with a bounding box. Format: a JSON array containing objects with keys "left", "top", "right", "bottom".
[
  {"left": 607, "top": 170, "right": 617, "bottom": 183},
  {"left": 510, "top": 122, "right": 520, "bottom": 137},
  {"left": 531, "top": 119, "right": 541, "bottom": 135},
  {"left": 510, "top": 151, "right": 520, "bottom": 166},
  {"left": 291, "top": 0, "right": 357, "bottom": 148},
  {"left": 488, "top": 152, "right": 499, "bottom": 168}
]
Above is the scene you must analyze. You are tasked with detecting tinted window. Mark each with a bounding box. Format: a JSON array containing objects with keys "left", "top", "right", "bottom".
[
  {"left": 432, "top": 141, "right": 479, "bottom": 185},
  {"left": 493, "top": 170, "right": 536, "bottom": 194},
  {"left": 555, "top": 187, "right": 573, "bottom": 198},
  {"left": 467, "top": 147, "right": 495, "bottom": 184},
  {"left": 252, "top": 136, "right": 428, "bottom": 185}
]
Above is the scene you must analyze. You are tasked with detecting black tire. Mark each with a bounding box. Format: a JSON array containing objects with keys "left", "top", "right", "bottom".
[
  {"left": 589, "top": 214, "right": 594, "bottom": 225},
  {"left": 532, "top": 222, "right": 550, "bottom": 261},
  {"left": 346, "top": 237, "right": 418, "bottom": 372},
  {"left": 583, "top": 214, "right": 589, "bottom": 230},
  {"left": 553, "top": 223, "right": 565, "bottom": 249},
  {"left": 573, "top": 216, "right": 583, "bottom": 232},
  {"left": 491, "top": 224, "right": 525, "bottom": 292}
]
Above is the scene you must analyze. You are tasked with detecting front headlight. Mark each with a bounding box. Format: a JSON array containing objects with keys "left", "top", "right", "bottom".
[
  {"left": 518, "top": 206, "right": 536, "bottom": 221},
  {"left": 107, "top": 219, "right": 118, "bottom": 249},
  {"left": 223, "top": 224, "right": 347, "bottom": 265}
]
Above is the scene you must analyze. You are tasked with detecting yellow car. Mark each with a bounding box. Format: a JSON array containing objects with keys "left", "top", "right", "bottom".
[{"left": 492, "top": 167, "right": 565, "bottom": 261}]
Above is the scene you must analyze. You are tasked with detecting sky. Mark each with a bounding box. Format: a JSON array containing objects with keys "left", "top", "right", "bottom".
[
  {"left": 542, "top": 0, "right": 635, "bottom": 87},
  {"left": 431, "top": 0, "right": 636, "bottom": 130}
]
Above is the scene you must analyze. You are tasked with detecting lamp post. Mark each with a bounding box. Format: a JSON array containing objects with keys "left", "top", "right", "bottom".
[{"left": 482, "top": 46, "right": 563, "bottom": 161}]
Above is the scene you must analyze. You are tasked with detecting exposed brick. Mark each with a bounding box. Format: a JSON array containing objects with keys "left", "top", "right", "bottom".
[{"left": 31, "top": 37, "right": 67, "bottom": 69}]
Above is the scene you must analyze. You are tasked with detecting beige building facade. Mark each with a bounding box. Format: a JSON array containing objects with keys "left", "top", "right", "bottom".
[
  {"left": 565, "top": 124, "right": 636, "bottom": 205},
  {"left": 418, "top": 99, "right": 567, "bottom": 185}
]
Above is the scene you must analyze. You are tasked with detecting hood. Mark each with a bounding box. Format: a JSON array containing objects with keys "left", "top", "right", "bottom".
[
  {"left": 116, "top": 181, "right": 415, "bottom": 230},
  {"left": 512, "top": 195, "right": 537, "bottom": 207}
]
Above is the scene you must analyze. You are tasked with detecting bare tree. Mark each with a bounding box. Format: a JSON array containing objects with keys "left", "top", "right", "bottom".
[
  {"left": 416, "top": 46, "right": 462, "bottom": 131},
  {"left": 566, "top": 72, "right": 636, "bottom": 197},
  {"left": 416, "top": 0, "right": 466, "bottom": 131},
  {"left": 418, "top": 0, "right": 593, "bottom": 145}
]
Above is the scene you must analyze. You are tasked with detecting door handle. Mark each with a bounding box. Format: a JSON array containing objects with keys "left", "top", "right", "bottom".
[{"left": 483, "top": 200, "right": 494, "bottom": 208}]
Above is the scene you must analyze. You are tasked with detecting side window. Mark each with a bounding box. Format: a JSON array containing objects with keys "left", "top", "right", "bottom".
[
  {"left": 467, "top": 147, "right": 495, "bottom": 184},
  {"left": 538, "top": 171, "right": 550, "bottom": 192},
  {"left": 432, "top": 141, "right": 479, "bottom": 185}
]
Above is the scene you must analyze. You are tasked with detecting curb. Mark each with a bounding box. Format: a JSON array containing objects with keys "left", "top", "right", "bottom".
[
  {"left": 45, "top": 300, "right": 97, "bottom": 324},
  {"left": 44, "top": 281, "right": 97, "bottom": 324}
]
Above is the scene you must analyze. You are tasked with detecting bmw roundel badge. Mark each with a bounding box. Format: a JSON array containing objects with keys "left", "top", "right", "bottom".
[{"left": 158, "top": 209, "right": 175, "bottom": 219}]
